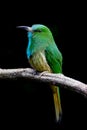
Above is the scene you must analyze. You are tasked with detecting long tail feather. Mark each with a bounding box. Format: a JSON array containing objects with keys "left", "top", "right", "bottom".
[{"left": 51, "top": 86, "right": 62, "bottom": 122}]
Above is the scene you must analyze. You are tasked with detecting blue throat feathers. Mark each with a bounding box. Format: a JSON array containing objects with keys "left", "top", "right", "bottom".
[{"left": 26, "top": 32, "right": 32, "bottom": 59}]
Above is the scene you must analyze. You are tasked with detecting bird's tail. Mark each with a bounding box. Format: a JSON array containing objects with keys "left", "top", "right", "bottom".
[{"left": 51, "top": 86, "right": 62, "bottom": 122}]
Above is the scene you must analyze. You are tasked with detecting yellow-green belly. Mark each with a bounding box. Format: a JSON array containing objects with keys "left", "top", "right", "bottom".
[{"left": 29, "top": 51, "right": 51, "bottom": 72}]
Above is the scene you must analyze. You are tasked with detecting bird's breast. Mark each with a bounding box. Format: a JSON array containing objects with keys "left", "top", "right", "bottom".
[{"left": 29, "top": 51, "right": 51, "bottom": 72}]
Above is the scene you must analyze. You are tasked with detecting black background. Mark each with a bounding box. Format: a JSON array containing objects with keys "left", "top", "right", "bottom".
[{"left": 0, "top": 2, "right": 87, "bottom": 129}]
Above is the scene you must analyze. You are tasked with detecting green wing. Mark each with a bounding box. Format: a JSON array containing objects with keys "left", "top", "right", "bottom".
[{"left": 45, "top": 43, "right": 62, "bottom": 73}]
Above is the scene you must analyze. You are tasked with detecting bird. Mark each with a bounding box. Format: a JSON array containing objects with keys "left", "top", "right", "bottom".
[{"left": 17, "top": 24, "right": 63, "bottom": 122}]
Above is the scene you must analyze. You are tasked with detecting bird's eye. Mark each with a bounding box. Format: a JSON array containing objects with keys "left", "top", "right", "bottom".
[{"left": 34, "top": 30, "right": 42, "bottom": 33}]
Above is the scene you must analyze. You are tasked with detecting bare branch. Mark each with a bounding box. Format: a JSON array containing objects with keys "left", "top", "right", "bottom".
[{"left": 0, "top": 68, "right": 87, "bottom": 97}]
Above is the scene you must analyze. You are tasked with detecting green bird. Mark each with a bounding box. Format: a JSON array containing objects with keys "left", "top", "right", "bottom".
[{"left": 18, "top": 24, "right": 63, "bottom": 122}]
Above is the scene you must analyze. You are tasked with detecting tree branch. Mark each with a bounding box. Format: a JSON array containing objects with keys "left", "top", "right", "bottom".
[{"left": 0, "top": 68, "right": 87, "bottom": 97}]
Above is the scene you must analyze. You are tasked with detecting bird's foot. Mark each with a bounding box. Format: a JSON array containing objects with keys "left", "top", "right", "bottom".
[
  {"left": 33, "top": 70, "right": 49, "bottom": 77},
  {"left": 32, "top": 70, "right": 39, "bottom": 75},
  {"left": 39, "top": 71, "right": 49, "bottom": 77}
]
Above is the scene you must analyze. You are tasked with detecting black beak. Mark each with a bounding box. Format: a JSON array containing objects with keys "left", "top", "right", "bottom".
[{"left": 16, "top": 26, "right": 33, "bottom": 32}]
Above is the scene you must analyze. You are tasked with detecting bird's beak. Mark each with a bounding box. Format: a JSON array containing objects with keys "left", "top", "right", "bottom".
[{"left": 16, "top": 26, "right": 33, "bottom": 32}]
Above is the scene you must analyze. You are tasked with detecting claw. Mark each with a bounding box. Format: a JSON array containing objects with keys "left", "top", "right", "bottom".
[{"left": 39, "top": 71, "right": 49, "bottom": 77}]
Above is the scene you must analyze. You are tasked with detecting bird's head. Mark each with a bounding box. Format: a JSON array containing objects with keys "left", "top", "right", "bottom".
[
  {"left": 30, "top": 24, "right": 52, "bottom": 38},
  {"left": 17, "top": 24, "right": 54, "bottom": 43},
  {"left": 17, "top": 24, "right": 55, "bottom": 58}
]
